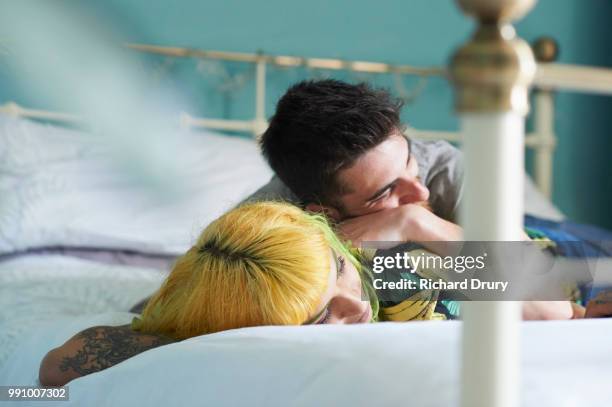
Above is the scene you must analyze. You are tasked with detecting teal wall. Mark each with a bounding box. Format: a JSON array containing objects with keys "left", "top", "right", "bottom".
[{"left": 2, "top": 0, "right": 611, "bottom": 228}]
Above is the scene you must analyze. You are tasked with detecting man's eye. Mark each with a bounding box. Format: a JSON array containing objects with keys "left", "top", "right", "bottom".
[{"left": 373, "top": 186, "right": 395, "bottom": 203}]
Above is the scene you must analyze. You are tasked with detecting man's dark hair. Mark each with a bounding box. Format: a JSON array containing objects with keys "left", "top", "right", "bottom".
[{"left": 260, "top": 79, "right": 404, "bottom": 206}]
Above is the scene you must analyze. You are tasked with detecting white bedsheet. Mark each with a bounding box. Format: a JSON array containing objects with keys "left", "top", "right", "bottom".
[
  {"left": 1, "top": 255, "right": 611, "bottom": 406},
  {"left": 0, "top": 255, "right": 165, "bottom": 371}
]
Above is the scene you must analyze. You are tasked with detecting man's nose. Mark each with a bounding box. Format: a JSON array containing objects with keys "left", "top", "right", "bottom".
[{"left": 398, "top": 177, "right": 430, "bottom": 205}]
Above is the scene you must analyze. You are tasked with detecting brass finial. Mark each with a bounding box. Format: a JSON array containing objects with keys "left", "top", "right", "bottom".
[
  {"left": 450, "top": 0, "right": 538, "bottom": 115},
  {"left": 532, "top": 36, "right": 559, "bottom": 62},
  {"left": 456, "top": 0, "right": 536, "bottom": 23}
]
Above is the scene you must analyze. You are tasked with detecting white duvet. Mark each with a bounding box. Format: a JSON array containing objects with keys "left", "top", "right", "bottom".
[{"left": 1, "top": 254, "right": 611, "bottom": 407}]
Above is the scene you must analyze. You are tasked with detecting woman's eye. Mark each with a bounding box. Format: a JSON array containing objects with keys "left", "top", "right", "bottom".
[
  {"left": 337, "top": 257, "right": 346, "bottom": 276},
  {"left": 317, "top": 309, "right": 332, "bottom": 324}
]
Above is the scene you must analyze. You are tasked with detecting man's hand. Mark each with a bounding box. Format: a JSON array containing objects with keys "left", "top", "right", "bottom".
[
  {"left": 338, "top": 204, "right": 463, "bottom": 254},
  {"left": 521, "top": 301, "right": 577, "bottom": 320},
  {"left": 585, "top": 291, "right": 612, "bottom": 318}
]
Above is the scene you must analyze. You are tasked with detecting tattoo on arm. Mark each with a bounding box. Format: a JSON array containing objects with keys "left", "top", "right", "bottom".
[{"left": 58, "top": 325, "right": 174, "bottom": 376}]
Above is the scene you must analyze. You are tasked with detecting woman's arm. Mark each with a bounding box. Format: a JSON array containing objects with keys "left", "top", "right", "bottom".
[{"left": 39, "top": 325, "right": 175, "bottom": 386}]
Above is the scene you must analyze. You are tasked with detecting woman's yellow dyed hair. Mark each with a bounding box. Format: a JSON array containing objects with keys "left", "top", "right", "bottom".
[{"left": 135, "top": 201, "right": 374, "bottom": 340}]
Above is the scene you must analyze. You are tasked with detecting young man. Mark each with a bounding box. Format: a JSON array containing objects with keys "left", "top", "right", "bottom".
[{"left": 246, "top": 79, "right": 464, "bottom": 249}]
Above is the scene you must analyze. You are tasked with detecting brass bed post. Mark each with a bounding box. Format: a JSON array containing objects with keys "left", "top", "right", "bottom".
[
  {"left": 449, "top": 1, "right": 538, "bottom": 407},
  {"left": 532, "top": 37, "right": 560, "bottom": 198},
  {"left": 253, "top": 52, "right": 268, "bottom": 138}
]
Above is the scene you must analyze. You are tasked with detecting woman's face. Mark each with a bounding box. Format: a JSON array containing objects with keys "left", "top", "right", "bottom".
[{"left": 305, "top": 250, "right": 373, "bottom": 325}]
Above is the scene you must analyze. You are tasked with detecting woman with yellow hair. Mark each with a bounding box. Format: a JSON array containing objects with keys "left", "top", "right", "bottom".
[
  {"left": 135, "top": 201, "right": 377, "bottom": 339},
  {"left": 40, "top": 201, "right": 377, "bottom": 386}
]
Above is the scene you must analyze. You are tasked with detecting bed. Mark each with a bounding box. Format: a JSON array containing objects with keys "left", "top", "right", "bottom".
[
  {"left": 1, "top": 0, "right": 612, "bottom": 406},
  {"left": 0, "top": 112, "right": 609, "bottom": 406}
]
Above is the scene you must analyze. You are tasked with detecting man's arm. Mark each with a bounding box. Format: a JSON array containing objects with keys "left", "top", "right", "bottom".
[
  {"left": 338, "top": 204, "right": 530, "bottom": 255},
  {"left": 39, "top": 325, "right": 175, "bottom": 386},
  {"left": 338, "top": 204, "right": 463, "bottom": 255}
]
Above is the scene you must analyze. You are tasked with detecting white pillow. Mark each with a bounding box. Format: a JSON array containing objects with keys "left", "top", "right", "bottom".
[{"left": 0, "top": 114, "right": 272, "bottom": 255}]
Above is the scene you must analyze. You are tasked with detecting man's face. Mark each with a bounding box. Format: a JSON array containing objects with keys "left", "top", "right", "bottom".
[{"left": 334, "top": 134, "right": 430, "bottom": 219}]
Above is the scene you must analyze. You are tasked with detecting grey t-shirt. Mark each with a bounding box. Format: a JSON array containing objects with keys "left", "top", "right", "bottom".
[{"left": 243, "top": 139, "right": 464, "bottom": 222}]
